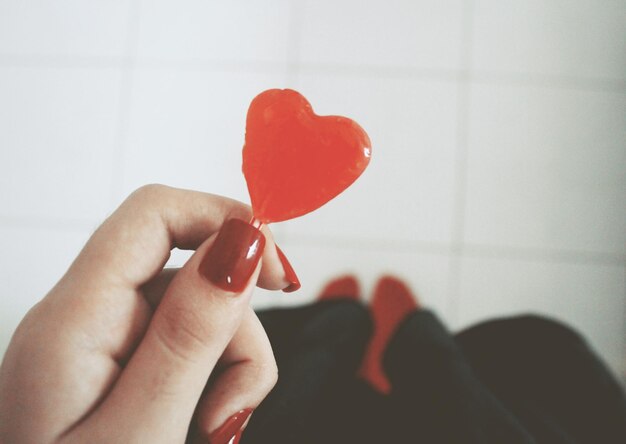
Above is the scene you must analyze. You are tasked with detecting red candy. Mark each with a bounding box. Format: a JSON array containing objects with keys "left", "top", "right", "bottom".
[{"left": 242, "top": 89, "right": 371, "bottom": 223}]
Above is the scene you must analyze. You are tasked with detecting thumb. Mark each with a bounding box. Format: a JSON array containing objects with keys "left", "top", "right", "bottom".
[{"left": 68, "top": 218, "right": 265, "bottom": 443}]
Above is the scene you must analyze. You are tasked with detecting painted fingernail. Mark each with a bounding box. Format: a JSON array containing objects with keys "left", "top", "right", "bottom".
[
  {"left": 208, "top": 408, "right": 253, "bottom": 444},
  {"left": 276, "top": 246, "right": 301, "bottom": 293},
  {"left": 231, "top": 429, "right": 243, "bottom": 444},
  {"left": 199, "top": 219, "right": 265, "bottom": 292}
]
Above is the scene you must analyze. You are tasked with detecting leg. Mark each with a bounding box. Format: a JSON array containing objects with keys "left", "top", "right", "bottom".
[
  {"left": 384, "top": 310, "right": 536, "bottom": 443},
  {"left": 246, "top": 299, "right": 373, "bottom": 444},
  {"left": 456, "top": 315, "right": 626, "bottom": 444}
]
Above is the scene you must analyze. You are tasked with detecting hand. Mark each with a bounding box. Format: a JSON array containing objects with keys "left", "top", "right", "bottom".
[{"left": 0, "top": 185, "right": 298, "bottom": 444}]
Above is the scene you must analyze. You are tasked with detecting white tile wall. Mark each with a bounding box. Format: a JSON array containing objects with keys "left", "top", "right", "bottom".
[
  {"left": 1, "top": 1, "right": 625, "bottom": 381},
  {"left": 255, "top": 242, "right": 452, "bottom": 319},
  {"left": 456, "top": 255, "right": 626, "bottom": 376},
  {"left": 299, "top": 0, "right": 464, "bottom": 70},
  {"left": 472, "top": 0, "right": 626, "bottom": 81},
  {"left": 0, "top": 0, "right": 132, "bottom": 58},
  {"left": 136, "top": 0, "right": 292, "bottom": 64},
  {"left": 465, "top": 83, "right": 626, "bottom": 255},
  {"left": 121, "top": 68, "right": 288, "bottom": 204},
  {"left": 0, "top": 66, "right": 122, "bottom": 223}
]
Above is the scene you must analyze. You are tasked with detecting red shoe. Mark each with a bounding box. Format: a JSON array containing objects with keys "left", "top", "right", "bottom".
[
  {"left": 358, "top": 276, "right": 419, "bottom": 394},
  {"left": 317, "top": 275, "right": 361, "bottom": 302}
]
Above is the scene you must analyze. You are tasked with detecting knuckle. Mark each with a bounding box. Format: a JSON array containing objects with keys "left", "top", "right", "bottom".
[
  {"left": 9, "top": 301, "right": 43, "bottom": 344},
  {"left": 255, "top": 359, "right": 279, "bottom": 394},
  {"left": 224, "top": 201, "right": 253, "bottom": 222},
  {"left": 128, "top": 183, "right": 170, "bottom": 206},
  {"left": 152, "top": 302, "right": 211, "bottom": 364}
]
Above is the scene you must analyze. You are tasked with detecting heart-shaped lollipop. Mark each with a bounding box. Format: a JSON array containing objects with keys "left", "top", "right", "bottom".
[{"left": 243, "top": 89, "right": 371, "bottom": 223}]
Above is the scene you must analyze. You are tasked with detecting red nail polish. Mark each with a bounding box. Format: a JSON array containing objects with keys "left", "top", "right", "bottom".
[
  {"left": 199, "top": 219, "right": 265, "bottom": 292},
  {"left": 275, "top": 246, "right": 301, "bottom": 293},
  {"left": 208, "top": 409, "right": 253, "bottom": 444},
  {"left": 231, "top": 429, "right": 243, "bottom": 444}
]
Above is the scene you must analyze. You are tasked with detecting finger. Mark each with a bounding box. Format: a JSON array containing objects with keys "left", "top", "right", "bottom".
[
  {"left": 139, "top": 249, "right": 297, "bottom": 311},
  {"left": 66, "top": 184, "right": 294, "bottom": 293},
  {"left": 192, "top": 308, "right": 277, "bottom": 444},
  {"left": 65, "top": 219, "right": 265, "bottom": 443},
  {"left": 141, "top": 245, "right": 298, "bottom": 311},
  {"left": 50, "top": 186, "right": 295, "bottom": 387},
  {"left": 141, "top": 267, "right": 179, "bottom": 310}
]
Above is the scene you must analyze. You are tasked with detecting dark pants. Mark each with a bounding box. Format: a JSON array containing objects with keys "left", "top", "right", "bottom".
[{"left": 245, "top": 300, "right": 626, "bottom": 444}]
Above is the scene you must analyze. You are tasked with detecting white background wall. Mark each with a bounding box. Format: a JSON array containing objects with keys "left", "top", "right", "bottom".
[{"left": 1, "top": 1, "right": 625, "bottom": 379}]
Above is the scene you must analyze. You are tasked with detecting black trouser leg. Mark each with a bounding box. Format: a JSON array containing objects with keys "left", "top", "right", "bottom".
[
  {"left": 384, "top": 310, "right": 536, "bottom": 444},
  {"left": 456, "top": 315, "right": 626, "bottom": 444},
  {"left": 246, "top": 300, "right": 373, "bottom": 444}
]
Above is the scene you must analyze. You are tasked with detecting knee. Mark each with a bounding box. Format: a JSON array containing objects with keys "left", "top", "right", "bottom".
[
  {"left": 506, "top": 314, "right": 585, "bottom": 346},
  {"left": 303, "top": 300, "right": 372, "bottom": 346},
  {"left": 457, "top": 313, "right": 586, "bottom": 356}
]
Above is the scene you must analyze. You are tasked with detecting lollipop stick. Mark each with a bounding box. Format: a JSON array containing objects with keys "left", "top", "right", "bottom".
[{"left": 249, "top": 216, "right": 264, "bottom": 230}]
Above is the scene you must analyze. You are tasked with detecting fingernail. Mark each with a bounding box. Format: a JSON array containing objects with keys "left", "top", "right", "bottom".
[
  {"left": 208, "top": 408, "right": 253, "bottom": 444},
  {"left": 199, "top": 219, "right": 265, "bottom": 292},
  {"left": 231, "top": 429, "right": 243, "bottom": 444},
  {"left": 275, "top": 246, "right": 301, "bottom": 293}
]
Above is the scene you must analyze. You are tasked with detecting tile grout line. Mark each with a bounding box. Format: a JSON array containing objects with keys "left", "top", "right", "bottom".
[
  {"left": 137, "top": 58, "right": 290, "bottom": 73},
  {"left": 280, "top": 0, "right": 306, "bottom": 245},
  {"left": 0, "top": 54, "right": 128, "bottom": 68},
  {"left": 1, "top": 213, "right": 623, "bottom": 266},
  {"left": 622, "top": 265, "right": 626, "bottom": 380},
  {"left": 281, "top": 236, "right": 626, "bottom": 266},
  {"left": 109, "top": 0, "right": 142, "bottom": 207},
  {"left": 0, "top": 216, "right": 99, "bottom": 233},
  {"left": 470, "top": 70, "right": 626, "bottom": 94},
  {"left": 109, "top": 64, "right": 133, "bottom": 206},
  {"left": 460, "top": 243, "right": 625, "bottom": 266},
  {"left": 1, "top": 57, "right": 624, "bottom": 93},
  {"left": 446, "top": 0, "right": 475, "bottom": 326},
  {"left": 297, "top": 63, "right": 461, "bottom": 83},
  {"left": 285, "top": 0, "right": 304, "bottom": 88}
]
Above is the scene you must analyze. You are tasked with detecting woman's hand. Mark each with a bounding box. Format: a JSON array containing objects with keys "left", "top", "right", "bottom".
[{"left": 0, "top": 185, "right": 297, "bottom": 444}]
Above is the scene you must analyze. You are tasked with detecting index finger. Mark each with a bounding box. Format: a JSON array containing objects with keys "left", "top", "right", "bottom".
[{"left": 68, "top": 184, "right": 291, "bottom": 291}]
